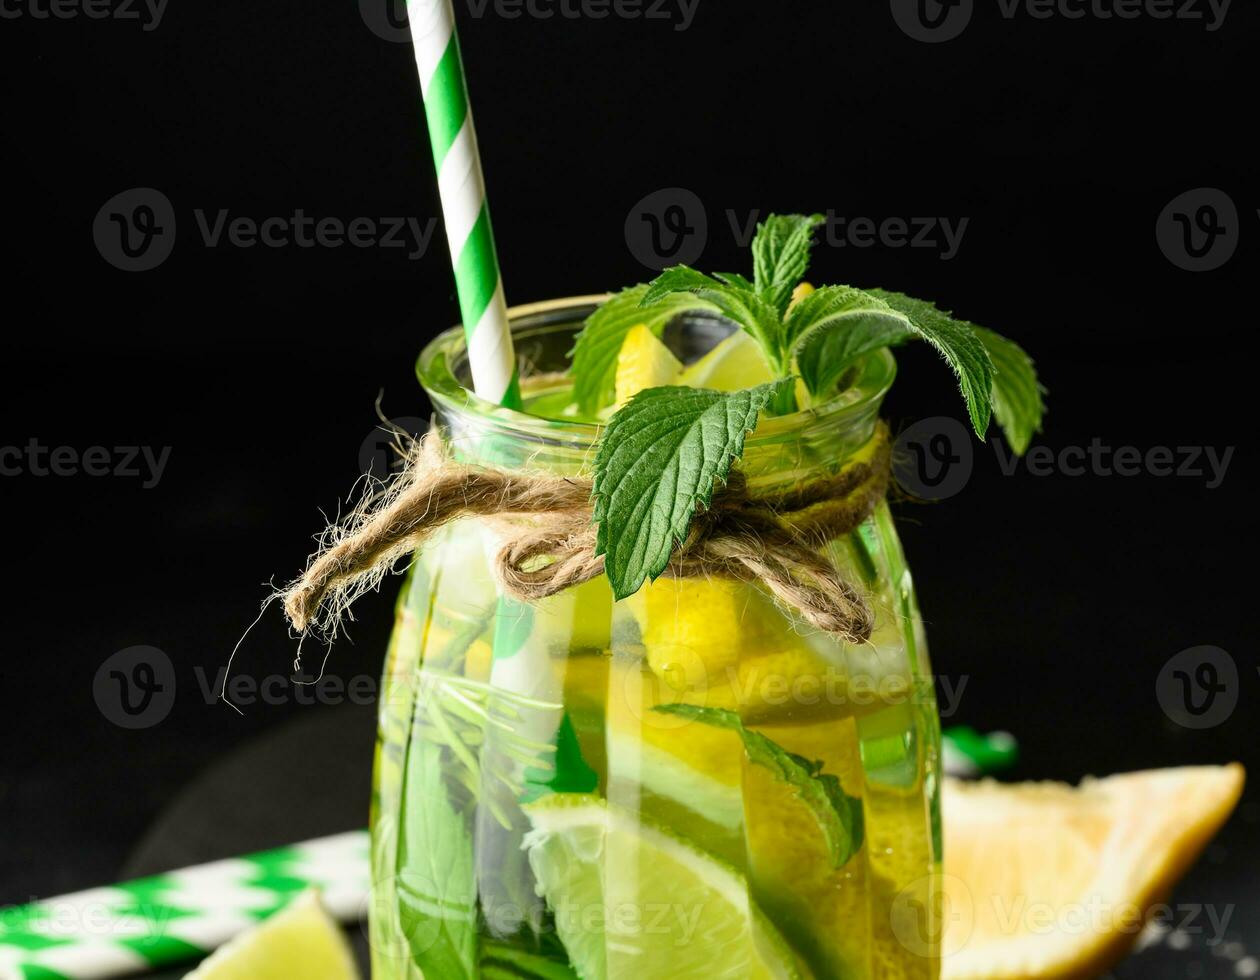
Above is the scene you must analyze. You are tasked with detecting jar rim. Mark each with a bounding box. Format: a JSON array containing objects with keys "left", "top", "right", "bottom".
[{"left": 416, "top": 294, "right": 896, "bottom": 449}]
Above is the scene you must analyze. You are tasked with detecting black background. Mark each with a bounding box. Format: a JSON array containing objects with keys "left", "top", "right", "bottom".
[{"left": 1, "top": 0, "right": 1256, "bottom": 974}]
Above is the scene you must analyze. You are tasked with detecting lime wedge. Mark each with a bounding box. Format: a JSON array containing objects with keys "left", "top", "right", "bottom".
[
  {"left": 678, "top": 331, "right": 809, "bottom": 407},
  {"left": 183, "top": 890, "right": 360, "bottom": 980},
  {"left": 522, "top": 794, "right": 802, "bottom": 979},
  {"left": 677, "top": 330, "right": 775, "bottom": 391}
]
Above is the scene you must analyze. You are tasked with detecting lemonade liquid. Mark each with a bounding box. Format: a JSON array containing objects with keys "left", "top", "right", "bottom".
[{"left": 369, "top": 313, "right": 942, "bottom": 979}]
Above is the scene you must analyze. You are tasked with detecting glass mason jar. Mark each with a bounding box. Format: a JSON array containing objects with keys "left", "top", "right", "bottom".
[{"left": 370, "top": 297, "right": 942, "bottom": 980}]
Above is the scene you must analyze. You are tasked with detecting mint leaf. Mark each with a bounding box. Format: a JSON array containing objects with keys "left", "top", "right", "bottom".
[
  {"left": 398, "top": 736, "right": 478, "bottom": 978},
  {"left": 792, "top": 286, "right": 1042, "bottom": 450},
  {"left": 569, "top": 285, "right": 716, "bottom": 415},
  {"left": 751, "top": 213, "right": 825, "bottom": 315},
  {"left": 787, "top": 285, "right": 915, "bottom": 396},
  {"left": 714, "top": 271, "right": 754, "bottom": 290},
  {"left": 864, "top": 288, "right": 995, "bottom": 439},
  {"left": 482, "top": 942, "right": 578, "bottom": 979},
  {"left": 640, "top": 265, "right": 726, "bottom": 305},
  {"left": 641, "top": 267, "right": 788, "bottom": 374},
  {"left": 653, "top": 703, "right": 864, "bottom": 868},
  {"left": 795, "top": 312, "right": 912, "bottom": 397},
  {"left": 973, "top": 326, "right": 1045, "bottom": 455},
  {"left": 784, "top": 284, "right": 902, "bottom": 350},
  {"left": 592, "top": 380, "right": 792, "bottom": 599}
]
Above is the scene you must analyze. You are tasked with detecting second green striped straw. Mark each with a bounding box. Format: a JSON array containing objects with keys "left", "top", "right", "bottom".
[{"left": 409, "top": 0, "right": 521, "bottom": 409}]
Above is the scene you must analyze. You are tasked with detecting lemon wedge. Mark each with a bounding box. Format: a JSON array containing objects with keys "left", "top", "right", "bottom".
[
  {"left": 614, "top": 324, "right": 683, "bottom": 405},
  {"left": 788, "top": 281, "right": 815, "bottom": 309},
  {"left": 939, "top": 764, "right": 1244, "bottom": 980},
  {"left": 183, "top": 890, "right": 360, "bottom": 980}
]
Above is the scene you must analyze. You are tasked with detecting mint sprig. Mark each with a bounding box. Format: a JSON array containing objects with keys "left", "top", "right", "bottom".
[
  {"left": 653, "top": 703, "right": 864, "bottom": 869},
  {"left": 592, "top": 379, "right": 793, "bottom": 600},
  {"left": 572, "top": 212, "right": 1045, "bottom": 600}
]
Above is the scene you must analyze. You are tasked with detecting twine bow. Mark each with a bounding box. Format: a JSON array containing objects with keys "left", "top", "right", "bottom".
[{"left": 282, "top": 423, "right": 892, "bottom": 644}]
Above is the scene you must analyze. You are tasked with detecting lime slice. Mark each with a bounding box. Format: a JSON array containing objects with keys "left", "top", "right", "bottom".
[
  {"left": 184, "top": 890, "right": 360, "bottom": 980},
  {"left": 677, "top": 330, "right": 776, "bottom": 392},
  {"left": 522, "top": 794, "right": 802, "bottom": 979},
  {"left": 614, "top": 324, "right": 683, "bottom": 405},
  {"left": 678, "top": 330, "right": 810, "bottom": 407}
]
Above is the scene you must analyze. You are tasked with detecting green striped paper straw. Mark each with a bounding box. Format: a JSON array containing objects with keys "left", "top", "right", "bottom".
[
  {"left": 0, "top": 831, "right": 369, "bottom": 980},
  {"left": 942, "top": 726, "right": 1019, "bottom": 778},
  {"left": 410, "top": 0, "right": 521, "bottom": 409}
]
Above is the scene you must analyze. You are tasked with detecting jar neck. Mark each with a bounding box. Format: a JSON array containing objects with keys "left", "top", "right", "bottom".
[{"left": 418, "top": 296, "right": 895, "bottom": 483}]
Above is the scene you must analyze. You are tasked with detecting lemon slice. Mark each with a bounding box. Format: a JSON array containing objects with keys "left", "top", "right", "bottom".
[
  {"left": 522, "top": 794, "right": 802, "bottom": 979},
  {"left": 626, "top": 576, "right": 782, "bottom": 691},
  {"left": 940, "top": 764, "right": 1245, "bottom": 980},
  {"left": 614, "top": 324, "right": 683, "bottom": 405},
  {"left": 184, "top": 890, "right": 360, "bottom": 980}
]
